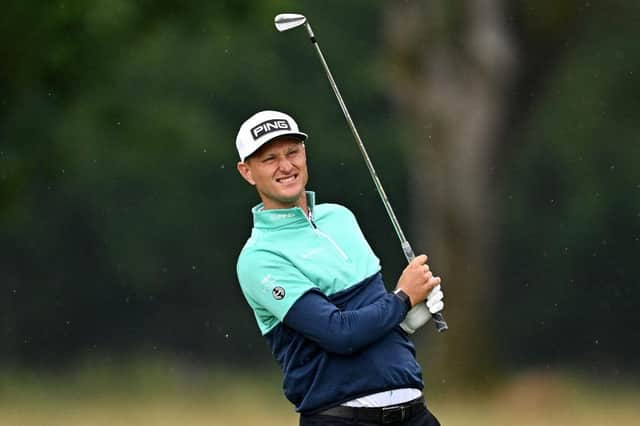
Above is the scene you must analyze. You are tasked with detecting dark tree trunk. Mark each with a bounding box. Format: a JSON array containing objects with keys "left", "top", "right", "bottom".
[{"left": 384, "top": 0, "right": 517, "bottom": 385}]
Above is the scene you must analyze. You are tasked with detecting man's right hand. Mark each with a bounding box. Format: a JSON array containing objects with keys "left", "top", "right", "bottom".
[{"left": 395, "top": 254, "right": 441, "bottom": 308}]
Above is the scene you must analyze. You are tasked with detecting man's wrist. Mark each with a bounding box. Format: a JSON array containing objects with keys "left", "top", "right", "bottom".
[{"left": 393, "top": 288, "right": 412, "bottom": 310}]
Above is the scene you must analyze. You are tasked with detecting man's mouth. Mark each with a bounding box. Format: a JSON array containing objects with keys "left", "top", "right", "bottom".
[{"left": 276, "top": 174, "right": 297, "bottom": 184}]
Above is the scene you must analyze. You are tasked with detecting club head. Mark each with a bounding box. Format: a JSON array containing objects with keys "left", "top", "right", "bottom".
[{"left": 274, "top": 13, "right": 307, "bottom": 32}]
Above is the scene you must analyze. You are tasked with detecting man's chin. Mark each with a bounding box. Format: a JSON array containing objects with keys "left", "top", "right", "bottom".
[{"left": 278, "top": 193, "right": 304, "bottom": 205}]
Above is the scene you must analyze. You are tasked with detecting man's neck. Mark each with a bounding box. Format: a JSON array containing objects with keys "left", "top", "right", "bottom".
[{"left": 261, "top": 193, "right": 308, "bottom": 214}]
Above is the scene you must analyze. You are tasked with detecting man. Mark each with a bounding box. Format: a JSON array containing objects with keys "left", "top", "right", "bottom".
[{"left": 235, "top": 110, "right": 444, "bottom": 425}]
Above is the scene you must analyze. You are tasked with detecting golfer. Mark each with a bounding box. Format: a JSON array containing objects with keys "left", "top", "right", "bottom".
[{"left": 235, "top": 110, "right": 444, "bottom": 425}]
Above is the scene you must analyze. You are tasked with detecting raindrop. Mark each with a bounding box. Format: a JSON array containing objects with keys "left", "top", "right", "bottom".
[
  {"left": 609, "top": 164, "right": 615, "bottom": 171},
  {"left": 116, "top": 121, "right": 121, "bottom": 126},
  {"left": 203, "top": 148, "right": 207, "bottom": 153},
  {"left": 192, "top": 265, "right": 197, "bottom": 271},
  {"left": 594, "top": 339, "right": 599, "bottom": 345},
  {"left": 224, "top": 333, "right": 230, "bottom": 339}
]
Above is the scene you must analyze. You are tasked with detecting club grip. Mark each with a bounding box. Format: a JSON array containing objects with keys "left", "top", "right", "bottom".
[
  {"left": 402, "top": 241, "right": 449, "bottom": 333},
  {"left": 432, "top": 312, "right": 448, "bottom": 332}
]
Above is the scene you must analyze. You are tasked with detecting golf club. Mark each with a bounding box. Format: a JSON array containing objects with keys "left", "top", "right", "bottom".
[{"left": 274, "top": 13, "right": 448, "bottom": 333}]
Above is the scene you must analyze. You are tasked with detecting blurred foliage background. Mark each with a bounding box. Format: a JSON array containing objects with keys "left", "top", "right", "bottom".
[{"left": 1, "top": 0, "right": 639, "bottom": 424}]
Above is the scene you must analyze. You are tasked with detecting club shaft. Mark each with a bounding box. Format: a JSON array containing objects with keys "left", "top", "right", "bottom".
[
  {"left": 304, "top": 23, "right": 448, "bottom": 332},
  {"left": 305, "top": 24, "right": 410, "bottom": 257}
]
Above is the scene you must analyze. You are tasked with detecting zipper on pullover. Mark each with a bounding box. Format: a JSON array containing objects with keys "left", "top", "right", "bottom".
[
  {"left": 314, "top": 228, "right": 349, "bottom": 260},
  {"left": 305, "top": 210, "right": 349, "bottom": 260}
]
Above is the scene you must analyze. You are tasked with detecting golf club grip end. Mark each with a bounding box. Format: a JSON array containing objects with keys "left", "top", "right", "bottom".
[{"left": 433, "top": 312, "right": 448, "bottom": 332}]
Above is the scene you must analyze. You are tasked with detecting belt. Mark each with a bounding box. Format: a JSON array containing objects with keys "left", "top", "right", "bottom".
[{"left": 315, "top": 396, "right": 425, "bottom": 424}]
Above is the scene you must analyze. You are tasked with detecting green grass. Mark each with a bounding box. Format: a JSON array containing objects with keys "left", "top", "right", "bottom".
[
  {"left": 434, "top": 371, "right": 640, "bottom": 426},
  {"left": 1, "top": 359, "right": 638, "bottom": 425}
]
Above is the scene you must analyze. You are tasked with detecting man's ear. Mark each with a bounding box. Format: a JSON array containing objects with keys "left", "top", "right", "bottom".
[{"left": 237, "top": 161, "right": 256, "bottom": 185}]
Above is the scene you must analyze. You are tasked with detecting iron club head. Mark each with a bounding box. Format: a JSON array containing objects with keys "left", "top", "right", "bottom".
[{"left": 274, "top": 13, "right": 307, "bottom": 32}]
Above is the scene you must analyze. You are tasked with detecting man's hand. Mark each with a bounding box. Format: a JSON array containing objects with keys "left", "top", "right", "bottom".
[
  {"left": 395, "top": 255, "right": 441, "bottom": 308},
  {"left": 395, "top": 255, "right": 445, "bottom": 334}
]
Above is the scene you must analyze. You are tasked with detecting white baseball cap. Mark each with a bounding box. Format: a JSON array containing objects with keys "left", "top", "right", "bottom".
[{"left": 236, "top": 110, "right": 308, "bottom": 162}]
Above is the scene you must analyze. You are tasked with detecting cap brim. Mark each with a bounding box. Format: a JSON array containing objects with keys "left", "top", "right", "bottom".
[{"left": 266, "top": 131, "right": 308, "bottom": 143}]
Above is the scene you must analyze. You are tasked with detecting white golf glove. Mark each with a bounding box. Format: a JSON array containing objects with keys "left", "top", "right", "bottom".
[{"left": 400, "top": 285, "right": 444, "bottom": 334}]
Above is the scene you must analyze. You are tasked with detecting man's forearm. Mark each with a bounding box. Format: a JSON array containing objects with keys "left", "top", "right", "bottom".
[{"left": 283, "top": 290, "right": 409, "bottom": 355}]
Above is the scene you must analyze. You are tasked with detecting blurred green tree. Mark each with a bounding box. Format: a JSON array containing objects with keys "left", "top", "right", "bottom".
[
  {"left": 0, "top": 0, "right": 401, "bottom": 368},
  {"left": 501, "top": 0, "right": 640, "bottom": 372},
  {"left": 0, "top": 0, "right": 638, "bottom": 385}
]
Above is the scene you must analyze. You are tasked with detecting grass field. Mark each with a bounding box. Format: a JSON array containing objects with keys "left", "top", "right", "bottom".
[{"left": 1, "top": 360, "right": 638, "bottom": 425}]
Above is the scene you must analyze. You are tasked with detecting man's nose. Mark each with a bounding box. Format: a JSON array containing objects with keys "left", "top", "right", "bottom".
[{"left": 277, "top": 156, "right": 294, "bottom": 171}]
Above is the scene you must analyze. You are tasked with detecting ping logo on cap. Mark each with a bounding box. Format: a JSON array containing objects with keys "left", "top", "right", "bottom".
[{"left": 251, "top": 119, "right": 291, "bottom": 140}]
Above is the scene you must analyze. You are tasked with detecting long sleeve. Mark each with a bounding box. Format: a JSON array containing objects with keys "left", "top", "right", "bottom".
[{"left": 283, "top": 289, "right": 409, "bottom": 355}]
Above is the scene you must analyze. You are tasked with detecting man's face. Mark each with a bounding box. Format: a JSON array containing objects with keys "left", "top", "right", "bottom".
[{"left": 237, "top": 137, "right": 309, "bottom": 210}]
